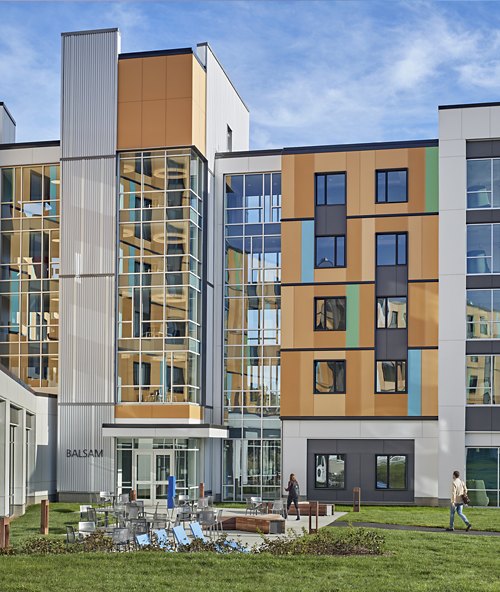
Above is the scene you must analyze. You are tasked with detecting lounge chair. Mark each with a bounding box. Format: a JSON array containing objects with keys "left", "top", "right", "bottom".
[
  {"left": 152, "top": 528, "right": 174, "bottom": 551},
  {"left": 135, "top": 533, "right": 151, "bottom": 547},
  {"left": 172, "top": 524, "right": 191, "bottom": 548},
  {"left": 189, "top": 521, "right": 249, "bottom": 554}
]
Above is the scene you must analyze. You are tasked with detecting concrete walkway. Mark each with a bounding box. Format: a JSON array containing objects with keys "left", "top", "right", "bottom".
[
  {"left": 219, "top": 508, "right": 347, "bottom": 547},
  {"left": 328, "top": 520, "right": 500, "bottom": 536}
]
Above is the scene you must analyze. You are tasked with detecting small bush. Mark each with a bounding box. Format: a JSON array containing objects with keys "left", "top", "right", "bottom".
[
  {"left": 256, "top": 527, "right": 385, "bottom": 556},
  {"left": 21, "top": 531, "right": 115, "bottom": 555}
]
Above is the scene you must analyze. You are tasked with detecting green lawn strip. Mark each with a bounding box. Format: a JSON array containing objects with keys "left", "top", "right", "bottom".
[
  {"left": 9, "top": 503, "right": 82, "bottom": 547},
  {"left": 335, "top": 504, "right": 500, "bottom": 532},
  {"left": 0, "top": 530, "right": 499, "bottom": 592}
]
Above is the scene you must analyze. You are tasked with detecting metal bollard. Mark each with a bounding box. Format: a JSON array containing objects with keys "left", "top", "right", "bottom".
[
  {"left": 0, "top": 517, "right": 10, "bottom": 549},
  {"left": 40, "top": 499, "right": 49, "bottom": 535},
  {"left": 353, "top": 487, "right": 361, "bottom": 512}
]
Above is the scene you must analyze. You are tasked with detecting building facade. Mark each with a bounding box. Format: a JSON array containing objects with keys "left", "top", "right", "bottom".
[{"left": 1, "top": 28, "right": 499, "bottom": 513}]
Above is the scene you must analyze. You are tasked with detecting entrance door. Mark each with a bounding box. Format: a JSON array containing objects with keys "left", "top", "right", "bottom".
[{"left": 133, "top": 450, "right": 174, "bottom": 504}]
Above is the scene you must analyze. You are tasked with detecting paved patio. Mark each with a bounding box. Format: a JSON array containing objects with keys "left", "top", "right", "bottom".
[{"left": 217, "top": 507, "right": 347, "bottom": 547}]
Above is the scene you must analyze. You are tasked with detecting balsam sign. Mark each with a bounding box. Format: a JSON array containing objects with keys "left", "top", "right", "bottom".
[{"left": 66, "top": 449, "right": 103, "bottom": 458}]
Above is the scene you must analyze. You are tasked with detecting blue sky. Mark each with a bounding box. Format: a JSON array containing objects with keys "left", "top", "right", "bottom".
[{"left": 1, "top": 0, "right": 500, "bottom": 148}]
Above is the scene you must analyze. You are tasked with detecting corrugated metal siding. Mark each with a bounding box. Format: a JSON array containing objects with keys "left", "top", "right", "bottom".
[
  {"left": 58, "top": 404, "right": 114, "bottom": 493},
  {"left": 61, "top": 30, "right": 118, "bottom": 158},
  {"left": 59, "top": 276, "right": 115, "bottom": 404},
  {"left": 60, "top": 158, "right": 116, "bottom": 275}
]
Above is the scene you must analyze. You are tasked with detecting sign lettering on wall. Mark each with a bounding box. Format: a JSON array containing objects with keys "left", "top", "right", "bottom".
[{"left": 66, "top": 449, "right": 104, "bottom": 459}]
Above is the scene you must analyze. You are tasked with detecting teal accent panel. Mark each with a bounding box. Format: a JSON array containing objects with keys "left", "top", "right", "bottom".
[
  {"left": 408, "top": 350, "right": 422, "bottom": 416},
  {"left": 301, "top": 220, "right": 315, "bottom": 283},
  {"left": 425, "top": 147, "right": 439, "bottom": 212},
  {"left": 346, "top": 284, "right": 359, "bottom": 347}
]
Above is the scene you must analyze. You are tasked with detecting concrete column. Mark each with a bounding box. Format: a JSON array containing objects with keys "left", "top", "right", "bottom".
[{"left": 0, "top": 401, "right": 8, "bottom": 516}]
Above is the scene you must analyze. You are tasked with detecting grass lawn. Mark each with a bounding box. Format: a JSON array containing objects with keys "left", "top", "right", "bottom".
[
  {"left": 1, "top": 529, "right": 499, "bottom": 592},
  {"left": 9, "top": 503, "right": 81, "bottom": 547},
  {"left": 336, "top": 504, "right": 500, "bottom": 532}
]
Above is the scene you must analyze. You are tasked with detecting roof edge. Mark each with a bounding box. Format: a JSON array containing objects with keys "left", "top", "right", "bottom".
[
  {"left": 0, "top": 140, "right": 60, "bottom": 151},
  {"left": 62, "top": 28, "right": 119, "bottom": 37},
  {"left": 0, "top": 102, "right": 16, "bottom": 126},
  {"left": 119, "top": 47, "right": 193, "bottom": 60},
  {"left": 439, "top": 101, "right": 500, "bottom": 110}
]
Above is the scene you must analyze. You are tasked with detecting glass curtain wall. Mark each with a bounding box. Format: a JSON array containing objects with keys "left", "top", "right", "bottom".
[
  {"left": 117, "top": 150, "right": 204, "bottom": 404},
  {"left": 0, "top": 165, "right": 60, "bottom": 388},
  {"left": 223, "top": 173, "right": 281, "bottom": 500}
]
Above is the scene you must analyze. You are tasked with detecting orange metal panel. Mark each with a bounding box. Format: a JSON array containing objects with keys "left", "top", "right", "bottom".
[
  {"left": 141, "top": 99, "right": 167, "bottom": 149},
  {"left": 421, "top": 349, "right": 438, "bottom": 416},
  {"left": 359, "top": 284, "right": 375, "bottom": 347},
  {"left": 314, "top": 394, "right": 346, "bottom": 416},
  {"left": 407, "top": 148, "right": 426, "bottom": 213},
  {"left": 420, "top": 216, "right": 439, "bottom": 279},
  {"left": 281, "top": 221, "right": 302, "bottom": 284},
  {"left": 408, "top": 282, "right": 438, "bottom": 347},
  {"left": 165, "top": 98, "right": 193, "bottom": 147},
  {"left": 374, "top": 394, "right": 408, "bottom": 416},
  {"left": 292, "top": 154, "right": 315, "bottom": 219},
  {"left": 115, "top": 404, "right": 203, "bottom": 420},
  {"left": 346, "top": 151, "right": 361, "bottom": 217},
  {"left": 117, "top": 101, "right": 142, "bottom": 150},
  {"left": 142, "top": 56, "right": 167, "bottom": 101},
  {"left": 165, "top": 54, "right": 193, "bottom": 100},
  {"left": 281, "top": 155, "right": 295, "bottom": 219},
  {"left": 118, "top": 58, "right": 143, "bottom": 103}
]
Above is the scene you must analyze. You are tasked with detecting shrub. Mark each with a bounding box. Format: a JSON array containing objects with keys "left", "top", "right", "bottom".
[{"left": 256, "top": 527, "right": 385, "bottom": 556}]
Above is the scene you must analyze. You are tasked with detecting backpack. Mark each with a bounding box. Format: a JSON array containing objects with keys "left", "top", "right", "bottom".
[{"left": 292, "top": 481, "right": 300, "bottom": 497}]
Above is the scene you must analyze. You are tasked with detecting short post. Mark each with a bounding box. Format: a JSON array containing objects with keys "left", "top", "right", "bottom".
[
  {"left": 353, "top": 487, "right": 361, "bottom": 512},
  {"left": 199, "top": 482, "right": 205, "bottom": 499},
  {"left": 308, "top": 502, "right": 312, "bottom": 533},
  {"left": 129, "top": 489, "right": 137, "bottom": 502},
  {"left": 315, "top": 501, "right": 319, "bottom": 532},
  {"left": 0, "top": 517, "right": 10, "bottom": 549},
  {"left": 40, "top": 499, "right": 49, "bottom": 535}
]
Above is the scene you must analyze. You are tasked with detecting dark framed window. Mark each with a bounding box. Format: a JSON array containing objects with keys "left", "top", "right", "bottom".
[
  {"left": 376, "top": 169, "right": 408, "bottom": 203},
  {"left": 376, "top": 455, "right": 407, "bottom": 489},
  {"left": 376, "top": 360, "right": 406, "bottom": 393},
  {"left": 315, "top": 297, "right": 346, "bottom": 331},
  {"left": 315, "top": 173, "right": 346, "bottom": 206},
  {"left": 376, "top": 233, "right": 407, "bottom": 266},
  {"left": 314, "top": 360, "right": 346, "bottom": 394},
  {"left": 315, "top": 236, "right": 345, "bottom": 268},
  {"left": 315, "top": 454, "right": 345, "bottom": 489},
  {"left": 377, "top": 297, "right": 407, "bottom": 329}
]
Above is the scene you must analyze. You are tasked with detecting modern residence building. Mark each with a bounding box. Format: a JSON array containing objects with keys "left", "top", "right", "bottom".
[{"left": 1, "top": 28, "right": 500, "bottom": 514}]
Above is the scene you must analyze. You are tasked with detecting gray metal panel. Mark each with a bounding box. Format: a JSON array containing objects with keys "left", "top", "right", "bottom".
[
  {"left": 307, "top": 439, "right": 414, "bottom": 503},
  {"left": 61, "top": 30, "right": 118, "bottom": 159},
  {"left": 466, "top": 210, "right": 500, "bottom": 224},
  {"left": 466, "top": 275, "right": 500, "bottom": 289},
  {"left": 376, "top": 329, "right": 408, "bottom": 360},
  {"left": 465, "top": 341, "right": 500, "bottom": 354},
  {"left": 466, "top": 140, "right": 500, "bottom": 159},
  {"left": 58, "top": 403, "right": 114, "bottom": 493},
  {"left": 465, "top": 407, "right": 493, "bottom": 431},
  {"left": 315, "top": 205, "right": 346, "bottom": 236},
  {"left": 376, "top": 266, "right": 408, "bottom": 296},
  {"left": 60, "top": 157, "right": 116, "bottom": 276},
  {"left": 59, "top": 276, "right": 115, "bottom": 404}
]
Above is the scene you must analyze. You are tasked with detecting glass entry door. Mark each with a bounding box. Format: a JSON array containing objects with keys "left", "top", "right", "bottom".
[{"left": 133, "top": 450, "right": 174, "bottom": 504}]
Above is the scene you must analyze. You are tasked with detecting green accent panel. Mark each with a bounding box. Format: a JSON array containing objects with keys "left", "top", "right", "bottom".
[
  {"left": 346, "top": 284, "right": 360, "bottom": 348},
  {"left": 425, "top": 147, "right": 439, "bottom": 212}
]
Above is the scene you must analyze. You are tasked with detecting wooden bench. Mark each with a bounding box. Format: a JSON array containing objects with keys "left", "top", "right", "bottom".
[
  {"left": 222, "top": 514, "right": 285, "bottom": 534},
  {"left": 286, "top": 502, "right": 334, "bottom": 516}
]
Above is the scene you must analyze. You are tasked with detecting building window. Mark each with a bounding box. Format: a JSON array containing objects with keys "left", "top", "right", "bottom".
[
  {"left": 315, "top": 454, "right": 345, "bottom": 489},
  {"left": 376, "top": 233, "right": 407, "bottom": 266},
  {"left": 466, "top": 355, "right": 500, "bottom": 405},
  {"left": 227, "top": 125, "right": 233, "bottom": 152},
  {"left": 376, "top": 169, "right": 408, "bottom": 203},
  {"left": 465, "top": 223, "right": 500, "bottom": 274},
  {"left": 314, "top": 360, "right": 346, "bottom": 394},
  {"left": 466, "top": 289, "right": 500, "bottom": 338},
  {"left": 377, "top": 297, "right": 407, "bottom": 329},
  {"left": 466, "top": 448, "right": 500, "bottom": 507},
  {"left": 314, "top": 297, "right": 346, "bottom": 331},
  {"left": 376, "top": 360, "right": 406, "bottom": 393},
  {"left": 315, "top": 236, "right": 345, "bottom": 268},
  {"left": 467, "top": 158, "right": 500, "bottom": 209},
  {"left": 376, "top": 455, "right": 407, "bottom": 489},
  {"left": 315, "top": 173, "right": 346, "bottom": 206}
]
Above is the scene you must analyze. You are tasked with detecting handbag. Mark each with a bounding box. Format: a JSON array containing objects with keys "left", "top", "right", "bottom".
[{"left": 461, "top": 482, "right": 470, "bottom": 505}]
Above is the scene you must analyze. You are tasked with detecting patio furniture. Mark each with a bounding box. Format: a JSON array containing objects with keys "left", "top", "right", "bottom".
[
  {"left": 117, "top": 493, "right": 130, "bottom": 504},
  {"left": 198, "top": 509, "right": 217, "bottom": 537},
  {"left": 78, "top": 521, "right": 96, "bottom": 537},
  {"left": 270, "top": 499, "right": 286, "bottom": 518},
  {"left": 245, "top": 496, "right": 264, "bottom": 515},
  {"left": 172, "top": 524, "right": 191, "bottom": 548},
  {"left": 128, "top": 518, "right": 148, "bottom": 538},
  {"left": 111, "top": 527, "right": 130, "bottom": 550},
  {"left": 233, "top": 514, "right": 285, "bottom": 534},
  {"left": 190, "top": 522, "right": 248, "bottom": 553},
  {"left": 152, "top": 528, "right": 173, "bottom": 551},
  {"left": 214, "top": 509, "right": 224, "bottom": 533},
  {"left": 79, "top": 505, "right": 92, "bottom": 520},
  {"left": 66, "top": 525, "right": 77, "bottom": 544},
  {"left": 135, "top": 533, "right": 151, "bottom": 548}
]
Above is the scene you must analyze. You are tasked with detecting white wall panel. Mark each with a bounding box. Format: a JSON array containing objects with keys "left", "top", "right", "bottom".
[
  {"left": 58, "top": 403, "right": 114, "bottom": 493},
  {"left": 61, "top": 29, "right": 119, "bottom": 159},
  {"left": 59, "top": 276, "right": 115, "bottom": 404},
  {"left": 60, "top": 157, "right": 116, "bottom": 275}
]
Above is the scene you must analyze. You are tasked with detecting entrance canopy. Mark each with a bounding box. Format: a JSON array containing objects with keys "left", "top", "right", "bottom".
[{"left": 102, "top": 423, "right": 228, "bottom": 439}]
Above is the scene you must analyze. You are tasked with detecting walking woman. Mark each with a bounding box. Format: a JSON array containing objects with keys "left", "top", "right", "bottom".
[{"left": 285, "top": 473, "right": 301, "bottom": 520}]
